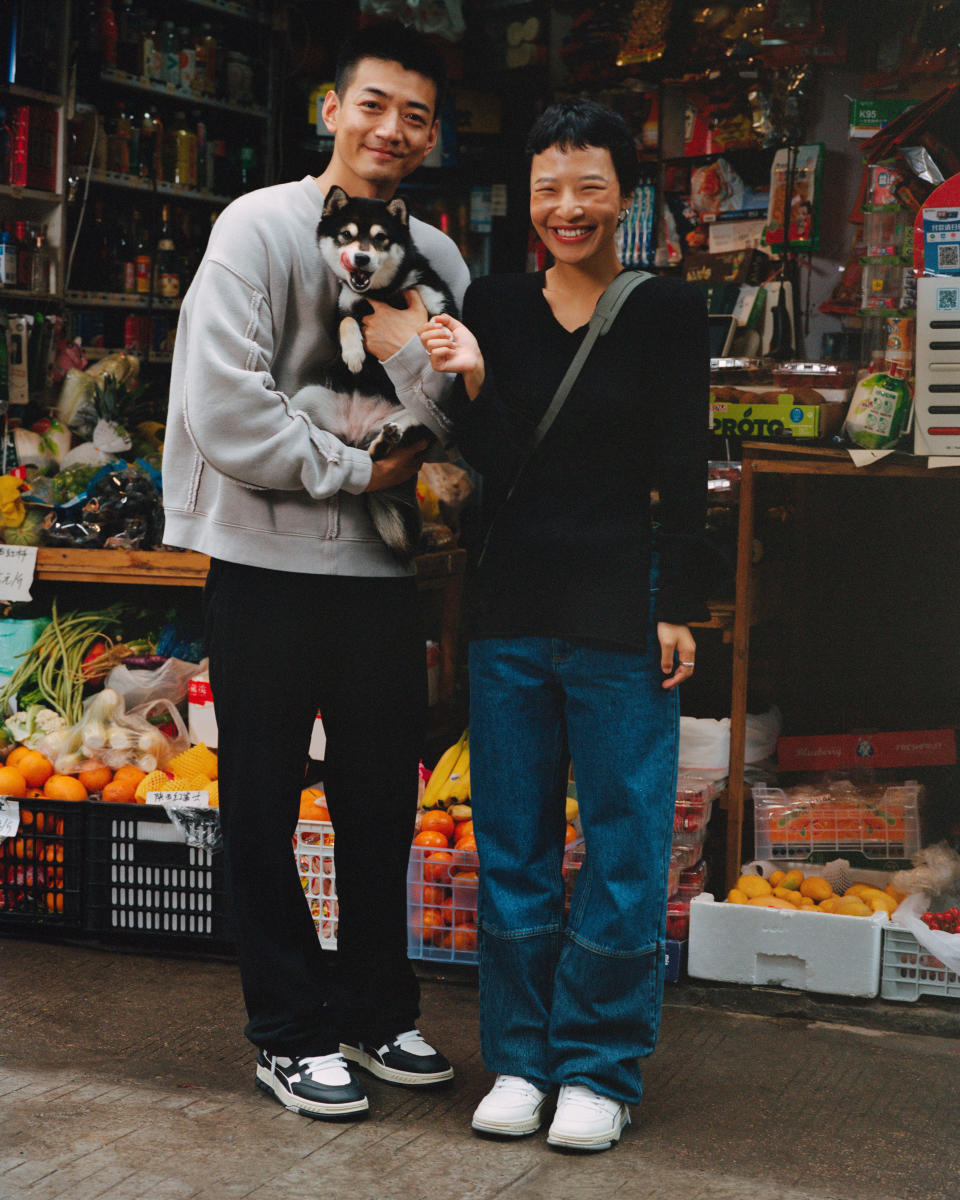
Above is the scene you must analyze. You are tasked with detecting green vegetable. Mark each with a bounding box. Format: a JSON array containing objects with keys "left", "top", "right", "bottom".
[{"left": 0, "top": 601, "right": 125, "bottom": 723}]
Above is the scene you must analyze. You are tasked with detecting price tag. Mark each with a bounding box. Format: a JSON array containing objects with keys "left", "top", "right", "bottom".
[
  {"left": 145, "top": 790, "right": 209, "bottom": 808},
  {"left": 0, "top": 545, "right": 37, "bottom": 603},
  {"left": 0, "top": 796, "right": 21, "bottom": 839}
]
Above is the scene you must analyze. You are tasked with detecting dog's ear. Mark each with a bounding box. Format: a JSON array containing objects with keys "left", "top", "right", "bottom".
[
  {"left": 322, "top": 186, "right": 350, "bottom": 217},
  {"left": 386, "top": 196, "right": 408, "bottom": 226}
]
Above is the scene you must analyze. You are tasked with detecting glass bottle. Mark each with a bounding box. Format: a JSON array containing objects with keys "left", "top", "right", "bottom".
[
  {"left": 154, "top": 203, "right": 179, "bottom": 298},
  {"left": 30, "top": 228, "right": 51, "bottom": 295},
  {"left": 140, "top": 108, "right": 163, "bottom": 181},
  {"left": 14, "top": 220, "right": 31, "bottom": 290},
  {"left": 239, "top": 137, "right": 258, "bottom": 192},
  {"left": 143, "top": 16, "right": 163, "bottom": 82},
  {"left": 177, "top": 26, "right": 197, "bottom": 93},
  {"left": 171, "top": 112, "right": 197, "bottom": 188},
  {"left": 98, "top": 0, "right": 119, "bottom": 68},
  {"left": 134, "top": 211, "right": 152, "bottom": 295},
  {"left": 116, "top": 216, "right": 135, "bottom": 293},
  {"left": 116, "top": 0, "right": 141, "bottom": 75},
  {"left": 161, "top": 20, "right": 179, "bottom": 87}
]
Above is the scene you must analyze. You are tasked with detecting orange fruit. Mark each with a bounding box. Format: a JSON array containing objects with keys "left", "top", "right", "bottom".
[
  {"left": 101, "top": 777, "right": 137, "bottom": 804},
  {"left": 17, "top": 750, "right": 54, "bottom": 790},
  {"left": 25, "top": 787, "right": 44, "bottom": 799},
  {"left": 423, "top": 850, "right": 453, "bottom": 883},
  {"left": 6, "top": 746, "right": 31, "bottom": 769},
  {"left": 454, "top": 834, "right": 477, "bottom": 852},
  {"left": 420, "top": 810, "right": 455, "bottom": 839},
  {"left": 412, "top": 906, "right": 444, "bottom": 940},
  {"left": 565, "top": 823, "right": 578, "bottom": 844},
  {"left": 453, "top": 819, "right": 474, "bottom": 843},
  {"left": 451, "top": 927, "right": 477, "bottom": 952},
  {"left": 0, "top": 764, "right": 27, "bottom": 797},
  {"left": 42, "top": 774, "right": 88, "bottom": 802},
  {"left": 422, "top": 883, "right": 447, "bottom": 906},
  {"left": 78, "top": 765, "right": 113, "bottom": 794},
  {"left": 113, "top": 764, "right": 147, "bottom": 787},
  {"left": 413, "top": 829, "right": 449, "bottom": 849}
]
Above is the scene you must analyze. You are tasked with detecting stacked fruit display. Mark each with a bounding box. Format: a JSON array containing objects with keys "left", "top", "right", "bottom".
[{"left": 727, "top": 867, "right": 905, "bottom": 915}]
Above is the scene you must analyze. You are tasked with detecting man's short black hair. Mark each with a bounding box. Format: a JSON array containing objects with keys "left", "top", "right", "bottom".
[
  {"left": 335, "top": 20, "right": 447, "bottom": 116},
  {"left": 526, "top": 98, "right": 639, "bottom": 196}
]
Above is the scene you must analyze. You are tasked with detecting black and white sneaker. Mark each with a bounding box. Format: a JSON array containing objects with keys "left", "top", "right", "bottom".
[
  {"left": 255, "top": 1050, "right": 369, "bottom": 1119},
  {"left": 340, "top": 1029, "right": 454, "bottom": 1086}
]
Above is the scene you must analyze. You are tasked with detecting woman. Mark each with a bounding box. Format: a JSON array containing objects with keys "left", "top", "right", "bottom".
[{"left": 421, "top": 99, "right": 709, "bottom": 1152}]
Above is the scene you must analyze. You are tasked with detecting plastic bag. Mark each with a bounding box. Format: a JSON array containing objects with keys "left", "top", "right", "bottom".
[
  {"left": 678, "top": 707, "right": 781, "bottom": 770},
  {"left": 100, "top": 698, "right": 190, "bottom": 772},
  {"left": 106, "top": 656, "right": 201, "bottom": 709},
  {"left": 892, "top": 891, "right": 960, "bottom": 976}
]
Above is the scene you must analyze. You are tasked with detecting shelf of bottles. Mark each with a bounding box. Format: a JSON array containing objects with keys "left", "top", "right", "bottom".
[
  {"left": 85, "top": 168, "right": 233, "bottom": 207},
  {"left": 99, "top": 66, "right": 268, "bottom": 120}
]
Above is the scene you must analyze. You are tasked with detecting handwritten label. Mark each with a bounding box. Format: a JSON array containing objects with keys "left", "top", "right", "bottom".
[
  {"left": 0, "top": 545, "right": 37, "bottom": 602},
  {"left": 0, "top": 797, "right": 21, "bottom": 839},
  {"left": 145, "top": 790, "right": 209, "bottom": 808}
]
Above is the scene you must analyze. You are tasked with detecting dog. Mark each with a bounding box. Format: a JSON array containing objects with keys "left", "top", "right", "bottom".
[{"left": 293, "top": 185, "right": 458, "bottom": 560}]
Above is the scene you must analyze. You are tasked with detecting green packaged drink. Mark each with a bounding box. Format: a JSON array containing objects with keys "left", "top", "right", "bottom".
[{"left": 843, "top": 364, "right": 912, "bottom": 449}]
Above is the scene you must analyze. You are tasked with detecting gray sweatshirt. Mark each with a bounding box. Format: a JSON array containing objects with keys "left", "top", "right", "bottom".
[{"left": 161, "top": 175, "right": 470, "bottom": 576}]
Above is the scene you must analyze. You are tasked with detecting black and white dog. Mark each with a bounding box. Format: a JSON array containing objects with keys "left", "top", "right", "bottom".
[{"left": 296, "top": 185, "right": 458, "bottom": 560}]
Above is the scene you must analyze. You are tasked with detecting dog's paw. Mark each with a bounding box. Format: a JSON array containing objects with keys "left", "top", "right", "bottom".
[
  {"left": 368, "top": 422, "right": 402, "bottom": 461},
  {"left": 340, "top": 317, "right": 366, "bottom": 374}
]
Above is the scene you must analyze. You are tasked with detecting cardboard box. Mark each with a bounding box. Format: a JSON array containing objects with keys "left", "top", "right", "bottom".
[
  {"left": 710, "top": 393, "right": 845, "bottom": 440},
  {"left": 777, "top": 729, "right": 956, "bottom": 772},
  {"left": 665, "top": 937, "right": 687, "bottom": 983}
]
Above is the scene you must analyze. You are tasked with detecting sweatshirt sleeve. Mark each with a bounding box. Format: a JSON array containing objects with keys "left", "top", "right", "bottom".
[
  {"left": 650, "top": 282, "right": 712, "bottom": 626},
  {"left": 178, "top": 257, "right": 373, "bottom": 498},
  {"left": 379, "top": 232, "right": 472, "bottom": 448}
]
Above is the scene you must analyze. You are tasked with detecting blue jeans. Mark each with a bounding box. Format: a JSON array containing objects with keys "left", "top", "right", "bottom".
[{"left": 468, "top": 623, "right": 679, "bottom": 1105}]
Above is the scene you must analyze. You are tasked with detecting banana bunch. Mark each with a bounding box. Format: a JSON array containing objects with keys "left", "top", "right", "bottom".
[{"left": 421, "top": 728, "right": 470, "bottom": 812}]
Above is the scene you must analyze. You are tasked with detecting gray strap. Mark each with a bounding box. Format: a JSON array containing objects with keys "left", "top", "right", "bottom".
[{"left": 531, "top": 270, "right": 652, "bottom": 448}]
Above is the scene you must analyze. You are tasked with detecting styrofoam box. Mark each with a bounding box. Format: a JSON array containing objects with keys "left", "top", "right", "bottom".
[{"left": 688, "top": 859, "right": 894, "bottom": 997}]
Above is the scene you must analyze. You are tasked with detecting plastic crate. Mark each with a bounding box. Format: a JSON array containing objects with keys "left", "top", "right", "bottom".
[
  {"left": 674, "top": 778, "right": 715, "bottom": 842},
  {"left": 752, "top": 782, "right": 921, "bottom": 862},
  {"left": 406, "top": 842, "right": 587, "bottom": 966},
  {"left": 0, "top": 796, "right": 85, "bottom": 931},
  {"left": 677, "top": 858, "right": 708, "bottom": 902},
  {"left": 880, "top": 926, "right": 960, "bottom": 1002},
  {"left": 667, "top": 899, "right": 690, "bottom": 940},
  {"left": 294, "top": 819, "right": 337, "bottom": 949},
  {"left": 83, "top": 800, "right": 233, "bottom": 950}
]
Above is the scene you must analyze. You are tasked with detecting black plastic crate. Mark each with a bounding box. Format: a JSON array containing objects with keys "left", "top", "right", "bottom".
[
  {"left": 0, "top": 796, "right": 85, "bottom": 931},
  {"left": 83, "top": 800, "right": 234, "bottom": 952}
]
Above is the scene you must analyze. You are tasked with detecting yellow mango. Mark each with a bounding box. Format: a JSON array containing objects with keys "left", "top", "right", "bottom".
[
  {"left": 818, "top": 897, "right": 839, "bottom": 912},
  {"left": 727, "top": 888, "right": 748, "bottom": 904},
  {"left": 866, "top": 894, "right": 897, "bottom": 915},
  {"left": 747, "top": 895, "right": 796, "bottom": 909},
  {"left": 773, "top": 885, "right": 804, "bottom": 904},
  {"left": 780, "top": 869, "right": 804, "bottom": 892},
  {"left": 768, "top": 870, "right": 786, "bottom": 888},
  {"left": 800, "top": 875, "right": 833, "bottom": 902},
  {"left": 798, "top": 897, "right": 817, "bottom": 910},
  {"left": 832, "top": 897, "right": 872, "bottom": 917},
  {"left": 886, "top": 883, "right": 907, "bottom": 903},
  {"left": 736, "top": 874, "right": 773, "bottom": 899},
  {"left": 844, "top": 884, "right": 873, "bottom": 899}
]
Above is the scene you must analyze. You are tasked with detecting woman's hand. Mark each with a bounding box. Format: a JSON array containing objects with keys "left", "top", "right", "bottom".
[
  {"left": 657, "top": 622, "right": 696, "bottom": 691},
  {"left": 419, "top": 313, "right": 486, "bottom": 399}
]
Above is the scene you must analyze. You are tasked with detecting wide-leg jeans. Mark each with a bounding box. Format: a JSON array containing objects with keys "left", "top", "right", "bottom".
[{"left": 468, "top": 629, "right": 679, "bottom": 1105}]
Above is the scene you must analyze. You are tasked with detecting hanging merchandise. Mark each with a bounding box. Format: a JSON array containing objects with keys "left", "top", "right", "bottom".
[
  {"left": 764, "top": 143, "right": 823, "bottom": 253},
  {"left": 617, "top": 0, "right": 674, "bottom": 65}
]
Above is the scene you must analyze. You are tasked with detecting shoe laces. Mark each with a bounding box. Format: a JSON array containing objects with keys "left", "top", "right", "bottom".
[
  {"left": 386, "top": 1029, "right": 432, "bottom": 1053},
  {"left": 492, "top": 1074, "right": 546, "bottom": 1101},
  {"left": 272, "top": 1051, "right": 351, "bottom": 1085},
  {"left": 558, "top": 1083, "right": 622, "bottom": 1115}
]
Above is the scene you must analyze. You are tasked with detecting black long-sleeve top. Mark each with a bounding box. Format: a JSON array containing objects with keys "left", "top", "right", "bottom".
[{"left": 450, "top": 270, "right": 711, "bottom": 652}]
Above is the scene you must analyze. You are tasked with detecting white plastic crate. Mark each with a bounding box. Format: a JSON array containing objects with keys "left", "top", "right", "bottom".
[
  {"left": 294, "top": 819, "right": 338, "bottom": 949},
  {"left": 881, "top": 926, "right": 960, "bottom": 1002},
  {"left": 688, "top": 859, "right": 894, "bottom": 997},
  {"left": 752, "top": 782, "right": 921, "bottom": 862}
]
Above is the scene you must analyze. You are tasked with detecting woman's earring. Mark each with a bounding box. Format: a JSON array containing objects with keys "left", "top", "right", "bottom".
[{"left": 617, "top": 209, "right": 628, "bottom": 225}]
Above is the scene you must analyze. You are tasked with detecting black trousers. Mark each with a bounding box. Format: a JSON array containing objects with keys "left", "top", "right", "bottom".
[{"left": 203, "top": 558, "right": 426, "bottom": 1055}]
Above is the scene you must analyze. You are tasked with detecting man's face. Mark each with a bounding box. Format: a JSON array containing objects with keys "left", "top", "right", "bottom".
[{"left": 321, "top": 58, "right": 439, "bottom": 198}]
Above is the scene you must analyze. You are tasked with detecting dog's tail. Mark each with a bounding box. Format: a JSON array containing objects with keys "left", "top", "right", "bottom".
[{"left": 366, "top": 487, "right": 422, "bottom": 561}]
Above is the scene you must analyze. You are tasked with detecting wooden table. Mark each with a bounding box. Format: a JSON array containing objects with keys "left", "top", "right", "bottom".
[{"left": 724, "top": 442, "right": 960, "bottom": 890}]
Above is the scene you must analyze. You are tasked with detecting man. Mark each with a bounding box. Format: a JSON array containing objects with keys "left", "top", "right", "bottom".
[{"left": 161, "top": 21, "right": 470, "bottom": 1121}]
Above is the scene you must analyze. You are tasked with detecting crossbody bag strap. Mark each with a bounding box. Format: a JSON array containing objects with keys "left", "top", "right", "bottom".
[{"left": 476, "top": 269, "right": 653, "bottom": 567}]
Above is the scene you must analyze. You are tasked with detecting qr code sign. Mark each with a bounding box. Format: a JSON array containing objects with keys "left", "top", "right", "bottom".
[
  {"left": 936, "top": 287, "right": 960, "bottom": 311},
  {"left": 937, "top": 243, "right": 960, "bottom": 270}
]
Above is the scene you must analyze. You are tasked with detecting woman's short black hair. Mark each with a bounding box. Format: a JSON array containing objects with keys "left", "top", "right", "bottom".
[
  {"left": 335, "top": 20, "right": 447, "bottom": 115},
  {"left": 526, "top": 98, "right": 639, "bottom": 196}
]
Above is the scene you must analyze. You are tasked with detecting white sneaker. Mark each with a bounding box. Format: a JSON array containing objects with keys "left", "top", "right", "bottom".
[
  {"left": 547, "top": 1084, "right": 630, "bottom": 1151},
  {"left": 471, "top": 1074, "right": 549, "bottom": 1136}
]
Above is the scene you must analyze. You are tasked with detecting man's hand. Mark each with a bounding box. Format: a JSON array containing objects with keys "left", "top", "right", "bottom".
[
  {"left": 365, "top": 438, "right": 430, "bottom": 492},
  {"left": 361, "top": 289, "right": 429, "bottom": 361}
]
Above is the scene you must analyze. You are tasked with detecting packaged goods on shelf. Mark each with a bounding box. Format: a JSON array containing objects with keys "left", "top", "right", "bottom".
[{"left": 752, "top": 780, "right": 922, "bottom": 864}]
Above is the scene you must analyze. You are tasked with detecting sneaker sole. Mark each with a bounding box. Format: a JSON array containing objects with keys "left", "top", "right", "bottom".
[
  {"left": 471, "top": 1112, "right": 544, "bottom": 1137},
  {"left": 339, "top": 1043, "right": 454, "bottom": 1087},
  {"left": 255, "top": 1065, "right": 370, "bottom": 1119},
  {"left": 546, "top": 1111, "right": 629, "bottom": 1151}
]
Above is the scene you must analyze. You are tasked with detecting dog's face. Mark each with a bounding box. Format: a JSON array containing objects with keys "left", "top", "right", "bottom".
[{"left": 317, "top": 186, "right": 410, "bottom": 295}]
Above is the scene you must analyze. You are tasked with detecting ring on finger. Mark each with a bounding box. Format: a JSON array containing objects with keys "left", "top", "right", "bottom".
[{"left": 680, "top": 660, "right": 695, "bottom": 667}]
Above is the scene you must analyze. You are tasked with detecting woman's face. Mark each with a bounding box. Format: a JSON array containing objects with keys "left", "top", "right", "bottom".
[{"left": 529, "top": 143, "right": 629, "bottom": 267}]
